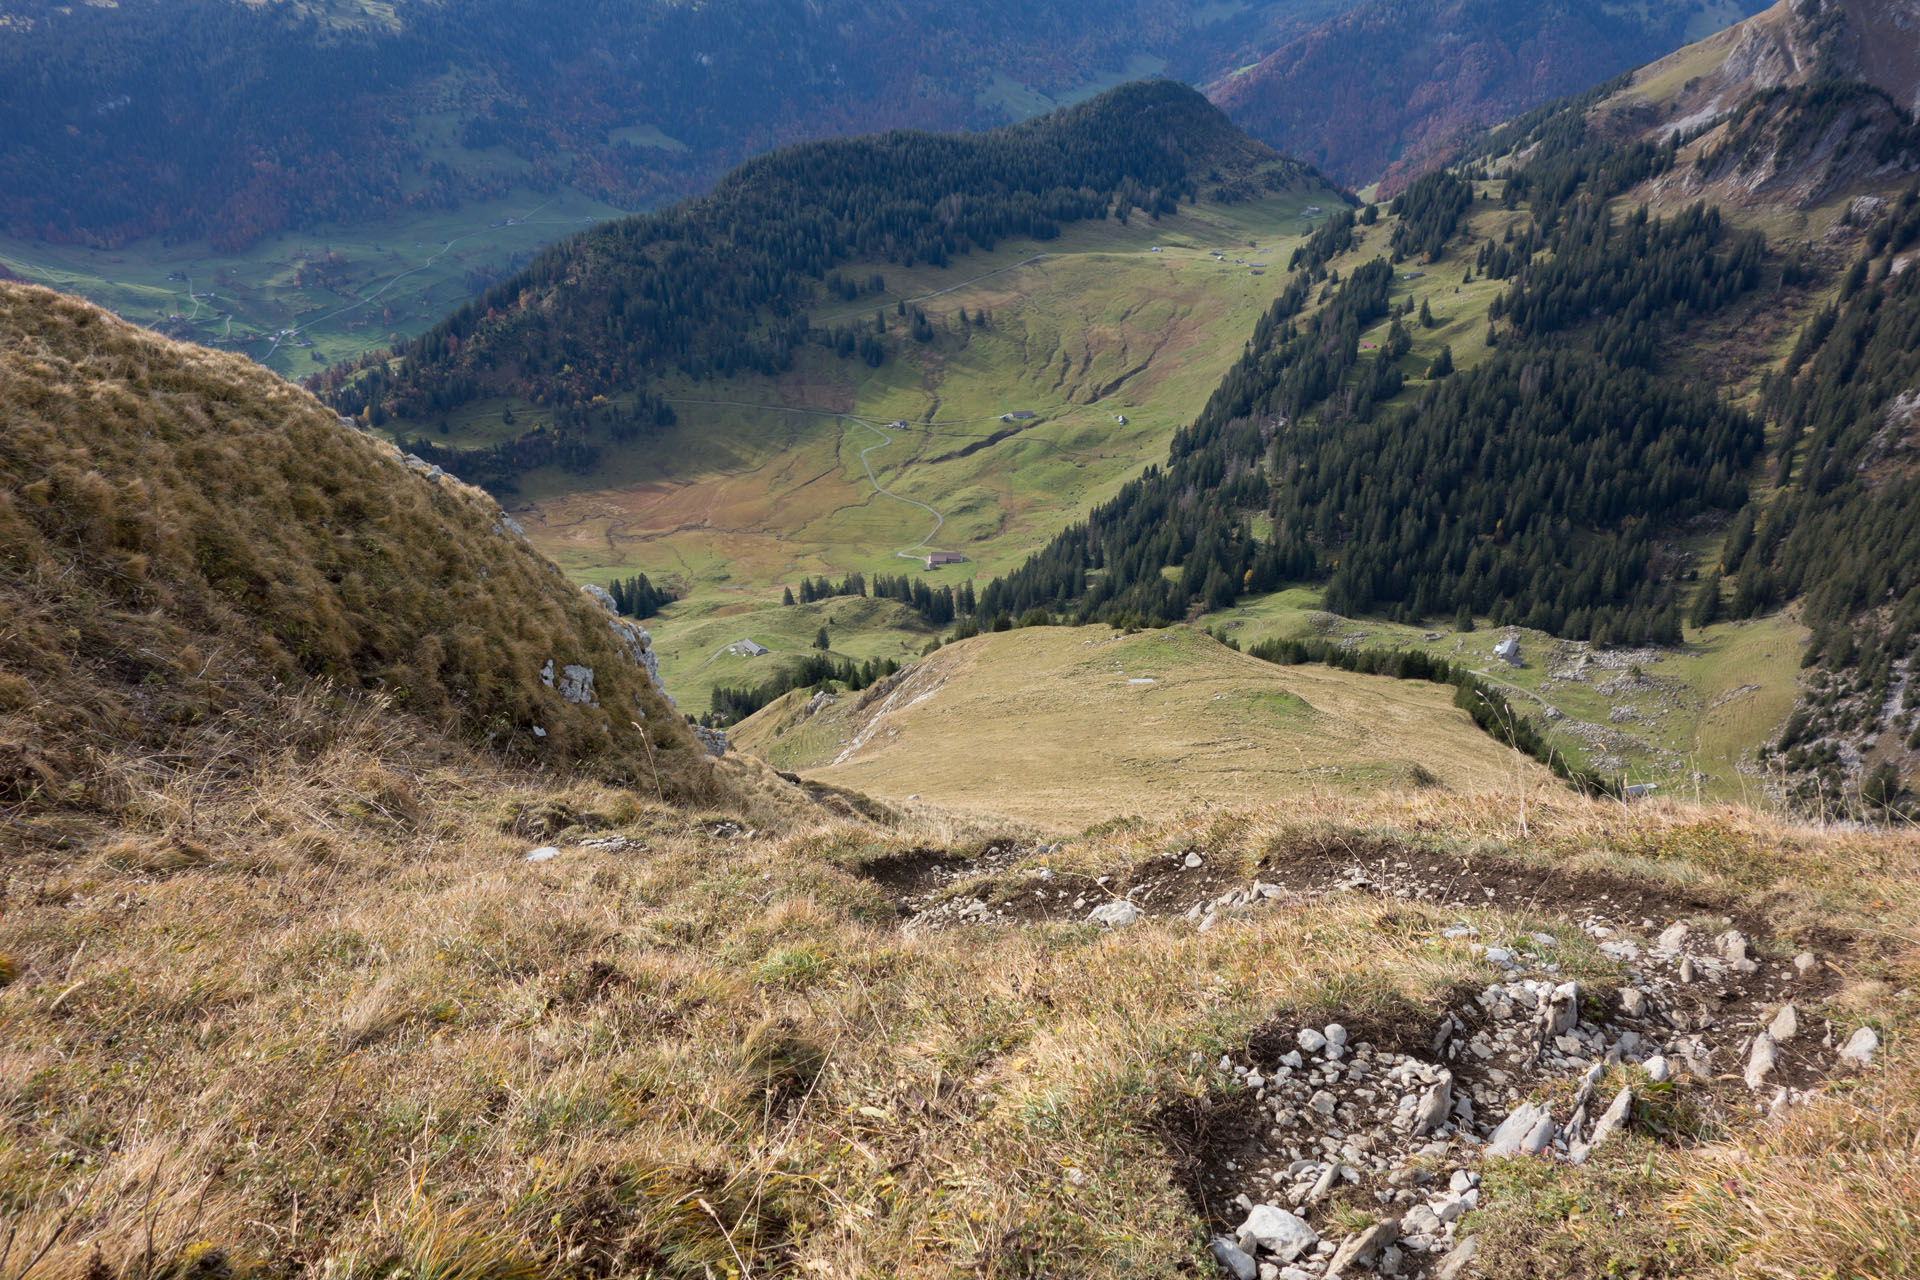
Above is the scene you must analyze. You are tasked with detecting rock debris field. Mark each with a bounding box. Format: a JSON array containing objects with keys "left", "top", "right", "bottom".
[{"left": 863, "top": 839, "right": 1881, "bottom": 1279}]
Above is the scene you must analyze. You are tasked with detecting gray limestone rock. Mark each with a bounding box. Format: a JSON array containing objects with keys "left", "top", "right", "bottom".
[
  {"left": 1413, "top": 1073, "right": 1453, "bottom": 1136},
  {"left": 1236, "top": 1205, "right": 1318, "bottom": 1261},
  {"left": 1326, "top": 1219, "right": 1399, "bottom": 1278},
  {"left": 1485, "top": 1101, "right": 1551, "bottom": 1158},
  {"left": 1840, "top": 1025, "right": 1881, "bottom": 1066},
  {"left": 1543, "top": 982, "right": 1581, "bottom": 1038},
  {"left": 1435, "top": 1235, "right": 1480, "bottom": 1280},
  {"left": 1210, "top": 1237, "right": 1258, "bottom": 1280},
  {"left": 557, "top": 663, "right": 596, "bottom": 705},
  {"left": 1745, "top": 1031, "right": 1780, "bottom": 1090}
]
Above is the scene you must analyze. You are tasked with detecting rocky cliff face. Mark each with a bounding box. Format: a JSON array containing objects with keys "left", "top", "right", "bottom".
[
  {"left": 1206, "top": 0, "right": 1773, "bottom": 192},
  {"left": 1583, "top": 0, "right": 1920, "bottom": 210}
]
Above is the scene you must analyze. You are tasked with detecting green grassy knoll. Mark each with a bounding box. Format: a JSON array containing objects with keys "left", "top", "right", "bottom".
[
  {"left": 0, "top": 188, "right": 627, "bottom": 379},
  {"left": 636, "top": 592, "right": 936, "bottom": 720},
  {"left": 729, "top": 624, "right": 1551, "bottom": 830}
]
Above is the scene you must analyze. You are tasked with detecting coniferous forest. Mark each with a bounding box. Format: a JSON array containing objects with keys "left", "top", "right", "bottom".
[{"left": 974, "top": 116, "right": 1769, "bottom": 646}]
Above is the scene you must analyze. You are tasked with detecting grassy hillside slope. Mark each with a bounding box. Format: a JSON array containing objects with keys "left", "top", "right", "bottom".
[
  {"left": 2, "top": 772, "right": 1912, "bottom": 1277},
  {"left": 0, "top": 282, "right": 726, "bottom": 836},
  {"left": 1, "top": 281, "right": 1914, "bottom": 1280},
  {"left": 1202, "top": 591, "right": 1810, "bottom": 801},
  {"left": 730, "top": 626, "right": 1552, "bottom": 828},
  {"left": 506, "top": 191, "right": 1334, "bottom": 634}
]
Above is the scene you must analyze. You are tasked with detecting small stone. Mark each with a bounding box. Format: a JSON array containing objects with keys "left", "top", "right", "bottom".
[
  {"left": 1413, "top": 1073, "right": 1453, "bottom": 1136},
  {"left": 1656, "top": 922, "right": 1690, "bottom": 951},
  {"left": 1643, "top": 1054, "right": 1670, "bottom": 1083},
  {"left": 1435, "top": 1235, "right": 1480, "bottom": 1280},
  {"left": 1520, "top": 1110, "right": 1556, "bottom": 1155},
  {"left": 1745, "top": 1032, "right": 1780, "bottom": 1090},
  {"left": 1840, "top": 1026, "right": 1881, "bottom": 1066},
  {"left": 1281, "top": 1050, "right": 1304, "bottom": 1068},
  {"left": 1326, "top": 1219, "right": 1399, "bottom": 1278},
  {"left": 1401, "top": 1204, "right": 1443, "bottom": 1238},
  {"left": 1210, "top": 1237, "right": 1258, "bottom": 1280},
  {"left": 1485, "top": 1102, "right": 1550, "bottom": 1158},
  {"left": 1088, "top": 900, "right": 1141, "bottom": 928},
  {"left": 1794, "top": 951, "right": 1819, "bottom": 977},
  {"left": 1325, "top": 1024, "right": 1350, "bottom": 1050},
  {"left": 1542, "top": 981, "right": 1580, "bottom": 1037},
  {"left": 1236, "top": 1205, "right": 1319, "bottom": 1261},
  {"left": 524, "top": 846, "right": 561, "bottom": 863},
  {"left": 1309, "top": 1090, "right": 1338, "bottom": 1117},
  {"left": 1620, "top": 987, "right": 1648, "bottom": 1018},
  {"left": 1770, "top": 1004, "right": 1800, "bottom": 1042},
  {"left": 1721, "top": 930, "right": 1750, "bottom": 965},
  {"left": 1679, "top": 957, "right": 1698, "bottom": 983},
  {"left": 1586, "top": 1086, "right": 1633, "bottom": 1151},
  {"left": 1449, "top": 1169, "right": 1477, "bottom": 1193},
  {"left": 1186, "top": 852, "right": 1205, "bottom": 869},
  {"left": 1299, "top": 1028, "right": 1329, "bottom": 1054}
]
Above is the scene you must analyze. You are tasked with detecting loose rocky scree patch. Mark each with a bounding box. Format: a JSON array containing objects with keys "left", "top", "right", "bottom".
[{"left": 866, "top": 839, "right": 1881, "bottom": 1278}]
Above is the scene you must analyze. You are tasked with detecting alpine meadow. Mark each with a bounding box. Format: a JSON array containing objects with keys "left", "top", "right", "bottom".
[{"left": 4, "top": 3, "right": 1920, "bottom": 1280}]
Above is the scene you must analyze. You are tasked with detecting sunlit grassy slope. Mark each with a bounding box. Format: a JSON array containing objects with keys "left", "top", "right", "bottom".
[
  {"left": 453, "top": 190, "right": 1328, "bottom": 585},
  {"left": 648, "top": 593, "right": 938, "bottom": 720},
  {"left": 730, "top": 625, "right": 1551, "bottom": 830}
]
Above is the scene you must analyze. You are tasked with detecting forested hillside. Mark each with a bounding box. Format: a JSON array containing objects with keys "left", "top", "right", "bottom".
[
  {"left": 320, "top": 82, "right": 1325, "bottom": 487},
  {"left": 975, "top": 128, "right": 1769, "bottom": 645},
  {"left": 964, "top": 0, "right": 1920, "bottom": 812},
  {"left": 0, "top": 0, "right": 1262, "bottom": 249}
]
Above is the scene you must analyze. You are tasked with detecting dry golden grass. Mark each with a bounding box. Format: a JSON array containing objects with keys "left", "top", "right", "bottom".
[
  {"left": 0, "top": 282, "right": 724, "bottom": 835},
  {"left": 2, "top": 705, "right": 1916, "bottom": 1280},
  {"left": 1670, "top": 1038, "right": 1920, "bottom": 1279}
]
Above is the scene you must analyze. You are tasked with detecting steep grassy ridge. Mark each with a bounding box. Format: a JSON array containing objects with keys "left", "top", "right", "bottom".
[{"left": 0, "top": 282, "right": 724, "bottom": 840}]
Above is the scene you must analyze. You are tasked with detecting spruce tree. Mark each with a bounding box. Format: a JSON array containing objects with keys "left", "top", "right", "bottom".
[{"left": 1689, "top": 570, "right": 1722, "bottom": 629}]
